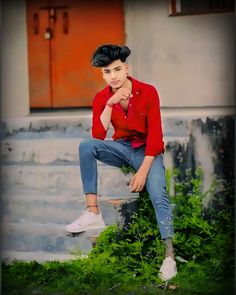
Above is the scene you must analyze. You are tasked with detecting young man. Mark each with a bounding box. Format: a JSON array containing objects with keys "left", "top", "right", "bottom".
[{"left": 66, "top": 44, "right": 177, "bottom": 281}]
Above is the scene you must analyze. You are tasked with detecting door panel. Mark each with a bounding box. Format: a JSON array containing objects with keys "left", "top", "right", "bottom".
[
  {"left": 27, "top": 0, "right": 125, "bottom": 108},
  {"left": 27, "top": 0, "right": 51, "bottom": 107}
]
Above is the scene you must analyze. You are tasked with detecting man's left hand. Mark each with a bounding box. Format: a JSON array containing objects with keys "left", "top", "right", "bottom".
[{"left": 129, "top": 170, "right": 148, "bottom": 192}]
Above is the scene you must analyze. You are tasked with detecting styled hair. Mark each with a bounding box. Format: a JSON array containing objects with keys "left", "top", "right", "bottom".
[{"left": 91, "top": 44, "right": 131, "bottom": 67}]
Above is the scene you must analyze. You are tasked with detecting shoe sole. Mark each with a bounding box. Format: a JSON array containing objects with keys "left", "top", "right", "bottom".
[{"left": 66, "top": 223, "right": 106, "bottom": 234}]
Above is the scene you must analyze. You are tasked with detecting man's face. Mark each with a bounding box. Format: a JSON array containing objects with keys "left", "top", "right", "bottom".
[{"left": 101, "top": 59, "right": 128, "bottom": 90}]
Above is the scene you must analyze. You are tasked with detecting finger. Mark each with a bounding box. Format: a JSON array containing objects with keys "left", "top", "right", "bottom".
[
  {"left": 132, "top": 182, "right": 139, "bottom": 192},
  {"left": 123, "top": 92, "right": 130, "bottom": 97},
  {"left": 122, "top": 90, "right": 131, "bottom": 96},
  {"left": 121, "top": 94, "right": 128, "bottom": 99},
  {"left": 129, "top": 177, "right": 135, "bottom": 190},
  {"left": 130, "top": 176, "right": 140, "bottom": 192},
  {"left": 130, "top": 185, "right": 137, "bottom": 192},
  {"left": 136, "top": 185, "right": 142, "bottom": 192},
  {"left": 136, "top": 183, "right": 144, "bottom": 192},
  {"left": 130, "top": 181, "right": 138, "bottom": 192}
]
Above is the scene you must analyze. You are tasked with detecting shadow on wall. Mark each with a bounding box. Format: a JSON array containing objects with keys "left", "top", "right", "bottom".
[{"left": 166, "top": 116, "right": 234, "bottom": 180}]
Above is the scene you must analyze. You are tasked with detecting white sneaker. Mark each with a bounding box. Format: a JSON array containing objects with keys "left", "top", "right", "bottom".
[
  {"left": 158, "top": 256, "right": 177, "bottom": 281},
  {"left": 66, "top": 210, "right": 106, "bottom": 233}
]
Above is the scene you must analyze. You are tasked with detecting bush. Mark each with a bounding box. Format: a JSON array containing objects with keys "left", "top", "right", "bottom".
[{"left": 90, "top": 167, "right": 234, "bottom": 288}]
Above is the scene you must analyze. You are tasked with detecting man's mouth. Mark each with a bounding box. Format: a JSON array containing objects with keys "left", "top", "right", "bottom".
[{"left": 111, "top": 80, "right": 120, "bottom": 85}]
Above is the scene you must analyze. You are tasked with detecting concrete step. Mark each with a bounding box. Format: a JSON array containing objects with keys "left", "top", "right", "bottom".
[
  {"left": 2, "top": 193, "right": 138, "bottom": 225},
  {"left": 1, "top": 191, "right": 137, "bottom": 257},
  {"left": 1, "top": 222, "right": 104, "bottom": 254},
  {"left": 1, "top": 113, "right": 190, "bottom": 140},
  {"left": 1, "top": 250, "right": 81, "bottom": 264},
  {"left": 1, "top": 165, "right": 136, "bottom": 196},
  {"left": 1, "top": 113, "right": 113, "bottom": 140},
  {"left": 1, "top": 136, "right": 189, "bottom": 165},
  {"left": 1, "top": 138, "right": 82, "bottom": 165},
  {"left": 1, "top": 113, "right": 92, "bottom": 139}
]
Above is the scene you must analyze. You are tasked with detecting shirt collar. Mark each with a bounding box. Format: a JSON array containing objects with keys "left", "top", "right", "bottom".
[{"left": 128, "top": 76, "right": 142, "bottom": 95}]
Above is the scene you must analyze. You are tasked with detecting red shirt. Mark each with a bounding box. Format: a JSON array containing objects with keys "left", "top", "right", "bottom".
[{"left": 92, "top": 76, "right": 165, "bottom": 156}]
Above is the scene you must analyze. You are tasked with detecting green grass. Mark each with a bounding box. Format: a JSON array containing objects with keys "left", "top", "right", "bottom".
[{"left": 1, "top": 257, "right": 234, "bottom": 295}]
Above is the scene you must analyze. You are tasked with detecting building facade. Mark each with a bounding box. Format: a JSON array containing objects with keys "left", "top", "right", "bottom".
[{"left": 1, "top": 0, "right": 235, "bottom": 261}]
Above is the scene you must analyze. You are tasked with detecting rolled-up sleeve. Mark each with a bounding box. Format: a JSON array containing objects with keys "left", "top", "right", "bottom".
[
  {"left": 145, "top": 86, "right": 165, "bottom": 156},
  {"left": 92, "top": 94, "right": 107, "bottom": 140}
]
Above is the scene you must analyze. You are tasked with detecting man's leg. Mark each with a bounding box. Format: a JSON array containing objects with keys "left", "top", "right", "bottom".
[
  {"left": 145, "top": 154, "right": 174, "bottom": 254},
  {"left": 131, "top": 148, "right": 177, "bottom": 280},
  {"left": 66, "top": 138, "right": 132, "bottom": 232},
  {"left": 82, "top": 194, "right": 99, "bottom": 214},
  {"left": 143, "top": 156, "right": 177, "bottom": 281}
]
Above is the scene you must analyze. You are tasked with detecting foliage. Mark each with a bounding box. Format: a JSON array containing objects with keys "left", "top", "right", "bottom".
[
  {"left": 2, "top": 168, "right": 234, "bottom": 294},
  {"left": 172, "top": 168, "right": 234, "bottom": 277}
]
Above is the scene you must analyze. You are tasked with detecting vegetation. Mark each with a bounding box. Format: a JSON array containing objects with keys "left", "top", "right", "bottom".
[{"left": 2, "top": 168, "right": 234, "bottom": 294}]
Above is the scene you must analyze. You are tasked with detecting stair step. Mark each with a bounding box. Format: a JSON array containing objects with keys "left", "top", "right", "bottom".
[
  {"left": 2, "top": 193, "right": 138, "bottom": 225},
  {"left": 1, "top": 114, "right": 92, "bottom": 139},
  {"left": 1, "top": 250, "right": 83, "bottom": 264},
  {"left": 1, "top": 138, "right": 82, "bottom": 164},
  {"left": 1, "top": 165, "right": 135, "bottom": 196},
  {"left": 1, "top": 136, "right": 189, "bottom": 165},
  {"left": 1, "top": 222, "right": 105, "bottom": 254},
  {"left": 1, "top": 115, "right": 190, "bottom": 140}
]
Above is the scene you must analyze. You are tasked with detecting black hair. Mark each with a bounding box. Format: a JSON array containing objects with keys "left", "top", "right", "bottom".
[{"left": 91, "top": 44, "right": 131, "bottom": 67}]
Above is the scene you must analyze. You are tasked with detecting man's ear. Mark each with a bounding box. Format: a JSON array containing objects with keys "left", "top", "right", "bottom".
[{"left": 125, "top": 63, "right": 129, "bottom": 72}]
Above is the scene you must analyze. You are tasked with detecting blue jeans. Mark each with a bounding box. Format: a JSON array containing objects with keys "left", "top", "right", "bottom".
[{"left": 79, "top": 138, "right": 174, "bottom": 239}]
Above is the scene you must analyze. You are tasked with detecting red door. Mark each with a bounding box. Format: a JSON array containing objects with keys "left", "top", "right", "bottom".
[{"left": 27, "top": 0, "right": 125, "bottom": 108}]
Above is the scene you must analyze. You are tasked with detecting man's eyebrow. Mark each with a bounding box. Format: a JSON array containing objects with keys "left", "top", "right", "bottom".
[{"left": 103, "top": 66, "right": 121, "bottom": 72}]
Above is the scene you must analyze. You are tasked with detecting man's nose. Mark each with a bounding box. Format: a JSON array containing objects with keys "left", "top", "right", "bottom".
[{"left": 110, "top": 72, "right": 117, "bottom": 79}]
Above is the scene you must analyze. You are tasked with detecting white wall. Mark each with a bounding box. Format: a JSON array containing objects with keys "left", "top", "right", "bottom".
[
  {"left": 125, "top": 0, "right": 235, "bottom": 108},
  {"left": 1, "top": 0, "right": 29, "bottom": 119}
]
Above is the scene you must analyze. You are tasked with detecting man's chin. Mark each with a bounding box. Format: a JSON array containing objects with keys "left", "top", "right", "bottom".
[{"left": 110, "top": 84, "right": 121, "bottom": 91}]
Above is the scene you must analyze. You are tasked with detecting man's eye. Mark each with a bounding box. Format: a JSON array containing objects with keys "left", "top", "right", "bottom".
[{"left": 115, "top": 68, "right": 120, "bottom": 71}]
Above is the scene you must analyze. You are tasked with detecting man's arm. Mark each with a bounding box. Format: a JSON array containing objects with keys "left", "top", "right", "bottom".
[
  {"left": 100, "top": 104, "right": 113, "bottom": 130},
  {"left": 100, "top": 87, "right": 132, "bottom": 130},
  {"left": 92, "top": 94, "right": 108, "bottom": 139},
  {"left": 129, "top": 86, "right": 164, "bottom": 192},
  {"left": 145, "top": 86, "right": 164, "bottom": 156}
]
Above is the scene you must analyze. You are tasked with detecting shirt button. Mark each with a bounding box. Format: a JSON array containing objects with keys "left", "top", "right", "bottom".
[{"left": 136, "top": 91, "right": 139, "bottom": 95}]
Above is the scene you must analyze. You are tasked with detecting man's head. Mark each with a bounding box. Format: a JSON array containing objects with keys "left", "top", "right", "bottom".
[
  {"left": 91, "top": 44, "right": 131, "bottom": 67},
  {"left": 91, "top": 44, "right": 131, "bottom": 89}
]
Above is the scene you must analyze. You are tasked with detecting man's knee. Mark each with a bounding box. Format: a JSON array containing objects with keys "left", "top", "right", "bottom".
[{"left": 79, "top": 138, "right": 96, "bottom": 153}]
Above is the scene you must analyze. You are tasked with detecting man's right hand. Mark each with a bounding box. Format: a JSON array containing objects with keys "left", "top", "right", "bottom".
[{"left": 108, "top": 87, "right": 133, "bottom": 105}]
